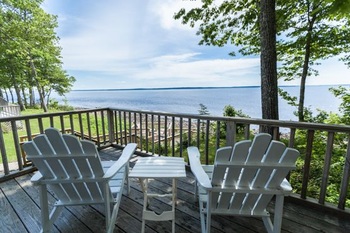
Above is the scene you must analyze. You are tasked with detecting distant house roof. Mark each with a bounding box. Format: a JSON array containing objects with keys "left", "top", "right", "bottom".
[{"left": 0, "top": 97, "right": 8, "bottom": 106}]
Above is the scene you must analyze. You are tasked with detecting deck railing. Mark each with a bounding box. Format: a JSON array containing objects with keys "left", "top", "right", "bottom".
[{"left": 0, "top": 107, "right": 349, "bottom": 215}]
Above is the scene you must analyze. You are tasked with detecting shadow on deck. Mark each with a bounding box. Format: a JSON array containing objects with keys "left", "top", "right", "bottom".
[{"left": 0, "top": 147, "right": 349, "bottom": 233}]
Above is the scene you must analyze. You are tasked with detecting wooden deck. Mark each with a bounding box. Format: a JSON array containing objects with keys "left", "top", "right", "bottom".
[{"left": 0, "top": 147, "right": 349, "bottom": 233}]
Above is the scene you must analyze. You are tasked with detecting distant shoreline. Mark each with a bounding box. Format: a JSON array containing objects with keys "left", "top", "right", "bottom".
[{"left": 70, "top": 84, "right": 346, "bottom": 92}]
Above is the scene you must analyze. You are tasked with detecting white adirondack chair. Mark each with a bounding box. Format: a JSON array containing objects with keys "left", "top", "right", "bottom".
[
  {"left": 188, "top": 133, "right": 299, "bottom": 233},
  {"left": 22, "top": 127, "right": 137, "bottom": 233}
]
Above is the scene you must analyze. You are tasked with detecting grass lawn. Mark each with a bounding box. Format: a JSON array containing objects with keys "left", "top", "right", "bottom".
[{"left": 1, "top": 108, "right": 109, "bottom": 164}]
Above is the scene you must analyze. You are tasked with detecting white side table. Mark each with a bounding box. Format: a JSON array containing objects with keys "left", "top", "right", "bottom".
[{"left": 129, "top": 157, "right": 186, "bottom": 233}]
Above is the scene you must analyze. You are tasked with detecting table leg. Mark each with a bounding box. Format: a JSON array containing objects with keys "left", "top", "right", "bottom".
[
  {"left": 141, "top": 178, "right": 148, "bottom": 233},
  {"left": 139, "top": 177, "right": 178, "bottom": 233},
  {"left": 172, "top": 178, "right": 176, "bottom": 233}
]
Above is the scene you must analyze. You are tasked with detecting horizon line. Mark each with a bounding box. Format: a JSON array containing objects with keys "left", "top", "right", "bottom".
[{"left": 71, "top": 84, "right": 348, "bottom": 92}]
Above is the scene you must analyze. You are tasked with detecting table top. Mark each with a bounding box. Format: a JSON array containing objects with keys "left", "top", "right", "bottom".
[{"left": 129, "top": 157, "right": 186, "bottom": 178}]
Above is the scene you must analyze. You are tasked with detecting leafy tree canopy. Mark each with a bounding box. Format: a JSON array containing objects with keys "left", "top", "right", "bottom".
[{"left": 175, "top": 0, "right": 350, "bottom": 121}]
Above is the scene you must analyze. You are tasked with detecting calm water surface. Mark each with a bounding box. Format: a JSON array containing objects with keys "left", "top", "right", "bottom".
[{"left": 52, "top": 85, "right": 344, "bottom": 121}]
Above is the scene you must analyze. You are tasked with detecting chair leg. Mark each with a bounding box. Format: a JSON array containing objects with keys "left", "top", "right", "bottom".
[
  {"left": 272, "top": 195, "right": 284, "bottom": 233},
  {"left": 199, "top": 200, "right": 206, "bottom": 233},
  {"left": 104, "top": 182, "right": 111, "bottom": 231},
  {"left": 262, "top": 195, "right": 284, "bottom": 233},
  {"left": 39, "top": 184, "right": 63, "bottom": 233},
  {"left": 39, "top": 184, "right": 50, "bottom": 233},
  {"left": 199, "top": 195, "right": 211, "bottom": 233},
  {"left": 107, "top": 200, "right": 120, "bottom": 233}
]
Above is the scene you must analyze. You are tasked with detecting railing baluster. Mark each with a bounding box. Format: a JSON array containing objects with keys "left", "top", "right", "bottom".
[
  {"left": 69, "top": 114, "right": 74, "bottom": 134},
  {"left": 127, "top": 112, "right": 131, "bottom": 145},
  {"left": 118, "top": 111, "right": 122, "bottom": 144},
  {"left": 196, "top": 119, "right": 200, "bottom": 148},
  {"left": 59, "top": 115, "right": 64, "bottom": 132},
  {"left": 78, "top": 113, "right": 84, "bottom": 138},
  {"left": 179, "top": 117, "right": 183, "bottom": 157},
  {"left": 94, "top": 112, "right": 100, "bottom": 146},
  {"left": 0, "top": 124, "right": 9, "bottom": 175},
  {"left": 164, "top": 116, "right": 168, "bottom": 156},
  {"left": 114, "top": 111, "right": 119, "bottom": 144},
  {"left": 133, "top": 112, "right": 137, "bottom": 146},
  {"left": 338, "top": 133, "right": 350, "bottom": 210},
  {"left": 38, "top": 117, "right": 44, "bottom": 133},
  {"left": 205, "top": 119, "right": 210, "bottom": 165},
  {"left": 101, "top": 111, "right": 106, "bottom": 144},
  {"left": 216, "top": 121, "right": 220, "bottom": 150},
  {"left": 301, "top": 130, "right": 315, "bottom": 199},
  {"left": 123, "top": 111, "right": 127, "bottom": 145},
  {"left": 188, "top": 118, "right": 192, "bottom": 148},
  {"left": 172, "top": 117, "right": 175, "bottom": 157},
  {"left": 289, "top": 128, "right": 296, "bottom": 148},
  {"left": 139, "top": 113, "right": 143, "bottom": 151},
  {"left": 145, "top": 114, "right": 149, "bottom": 153},
  {"left": 319, "top": 131, "right": 334, "bottom": 204},
  {"left": 273, "top": 127, "right": 279, "bottom": 140},
  {"left": 151, "top": 114, "right": 155, "bottom": 155},
  {"left": 157, "top": 115, "right": 161, "bottom": 154},
  {"left": 244, "top": 124, "right": 250, "bottom": 140},
  {"left": 11, "top": 121, "right": 23, "bottom": 170},
  {"left": 87, "top": 112, "right": 92, "bottom": 140},
  {"left": 50, "top": 116, "right": 54, "bottom": 127},
  {"left": 25, "top": 119, "right": 32, "bottom": 141}
]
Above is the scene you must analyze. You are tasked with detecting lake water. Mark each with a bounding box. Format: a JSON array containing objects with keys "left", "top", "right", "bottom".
[{"left": 52, "top": 85, "right": 345, "bottom": 121}]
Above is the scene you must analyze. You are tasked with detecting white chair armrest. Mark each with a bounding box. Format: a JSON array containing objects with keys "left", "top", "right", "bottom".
[
  {"left": 279, "top": 178, "right": 293, "bottom": 192},
  {"left": 103, "top": 143, "right": 137, "bottom": 179},
  {"left": 188, "top": 147, "right": 212, "bottom": 189},
  {"left": 31, "top": 171, "right": 44, "bottom": 184}
]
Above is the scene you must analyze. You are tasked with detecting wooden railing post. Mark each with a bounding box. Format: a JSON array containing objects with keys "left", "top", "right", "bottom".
[
  {"left": 226, "top": 121, "right": 236, "bottom": 146},
  {"left": 107, "top": 109, "right": 115, "bottom": 144}
]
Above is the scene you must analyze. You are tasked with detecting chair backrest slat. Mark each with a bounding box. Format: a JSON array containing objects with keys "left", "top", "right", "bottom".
[
  {"left": 22, "top": 141, "right": 55, "bottom": 179},
  {"left": 81, "top": 140, "right": 104, "bottom": 177},
  {"left": 209, "top": 133, "right": 299, "bottom": 214},
  {"left": 252, "top": 140, "right": 286, "bottom": 188},
  {"left": 238, "top": 133, "right": 272, "bottom": 187},
  {"left": 24, "top": 128, "right": 106, "bottom": 202},
  {"left": 44, "top": 128, "right": 70, "bottom": 154}
]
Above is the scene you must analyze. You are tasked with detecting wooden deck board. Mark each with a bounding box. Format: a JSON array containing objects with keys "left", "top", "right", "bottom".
[{"left": 0, "top": 147, "right": 349, "bottom": 233}]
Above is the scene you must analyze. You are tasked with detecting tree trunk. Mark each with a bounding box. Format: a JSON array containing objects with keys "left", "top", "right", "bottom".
[
  {"left": 29, "top": 56, "right": 48, "bottom": 112},
  {"left": 13, "top": 83, "right": 25, "bottom": 111},
  {"left": 29, "top": 87, "right": 35, "bottom": 107},
  {"left": 21, "top": 86, "right": 28, "bottom": 108},
  {"left": 260, "top": 0, "right": 279, "bottom": 133},
  {"left": 298, "top": 16, "right": 315, "bottom": 122}
]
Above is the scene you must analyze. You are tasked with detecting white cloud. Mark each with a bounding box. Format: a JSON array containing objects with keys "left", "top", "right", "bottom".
[
  {"left": 149, "top": 0, "right": 202, "bottom": 30},
  {"left": 42, "top": 0, "right": 350, "bottom": 90}
]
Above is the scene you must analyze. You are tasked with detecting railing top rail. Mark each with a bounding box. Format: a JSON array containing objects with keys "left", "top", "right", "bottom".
[
  {"left": 108, "top": 107, "right": 350, "bottom": 133},
  {"left": 1, "top": 107, "right": 349, "bottom": 133},
  {"left": 0, "top": 107, "right": 110, "bottom": 122}
]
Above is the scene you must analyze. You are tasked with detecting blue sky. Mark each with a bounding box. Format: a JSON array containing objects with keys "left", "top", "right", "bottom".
[{"left": 42, "top": 0, "right": 350, "bottom": 90}]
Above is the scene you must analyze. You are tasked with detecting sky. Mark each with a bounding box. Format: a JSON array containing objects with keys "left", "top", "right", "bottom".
[{"left": 42, "top": 0, "right": 350, "bottom": 90}]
